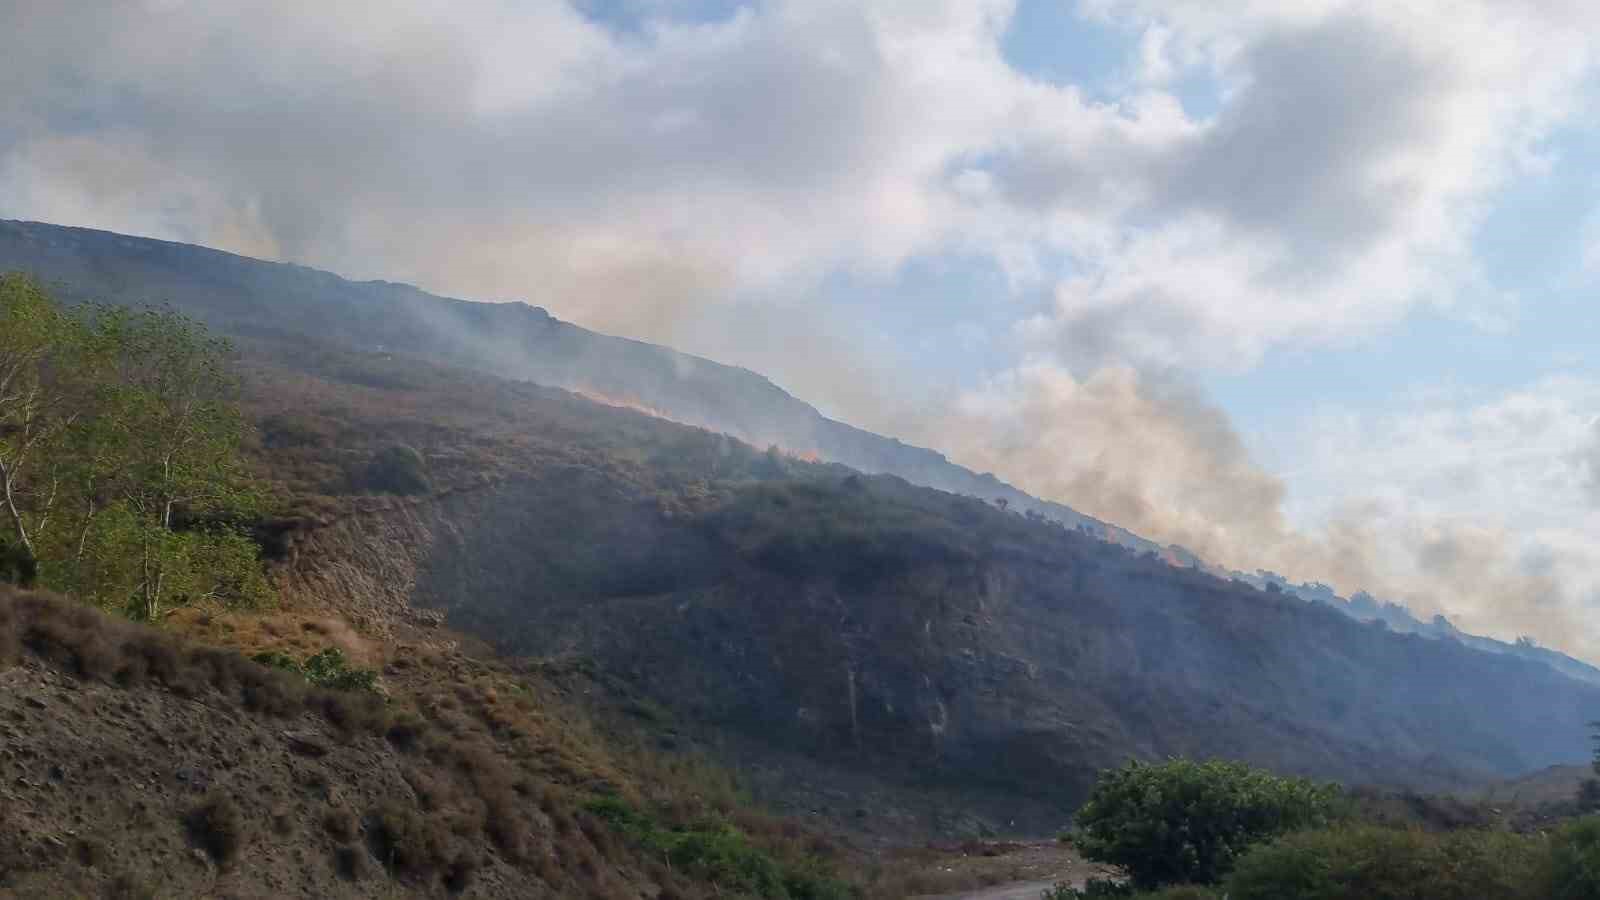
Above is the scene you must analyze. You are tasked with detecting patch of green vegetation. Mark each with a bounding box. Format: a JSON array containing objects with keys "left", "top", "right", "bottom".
[
  {"left": 0, "top": 273, "right": 268, "bottom": 619},
  {"left": 361, "top": 444, "right": 431, "bottom": 496},
  {"left": 1224, "top": 824, "right": 1540, "bottom": 900},
  {"left": 1049, "top": 753, "right": 1600, "bottom": 900},
  {"left": 1071, "top": 758, "right": 1340, "bottom": 890},
  {"left": 584, "top": 796, "right": 852, "bottom": 900},
  {"left": 253, "top": 647, "right": 379, "bottom": 693}
]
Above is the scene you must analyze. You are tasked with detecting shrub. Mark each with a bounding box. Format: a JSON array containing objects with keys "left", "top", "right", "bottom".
[
  {"left": 1072, "top": 758, "right": 1339, "bottom": 889},
  {"left": 253, "top": 646, "right": 379, "bottom": 693},
  {"left": 324, "top": 805, "right": 360, "bottom": 843},
  {"left": 1545, "top": 816, "right": 1600, "bottom": 900},
  {"left": 584, "top": 797, "right": 851, "bottom": 900},
  {"left": 363, "top": 445, "right": 431, "bottom": 495},
  {"left": 186, "top": 793, "right": 247, "bottom": 864},
  {"left": 1225, "top": 824, "right": 1542, "bottom": 900},
  {"left": 367, "top": 800, "right": 451, "bottom": 881},
  {"left": 303, "top": 647, "right": 379, "bottom": 692}
]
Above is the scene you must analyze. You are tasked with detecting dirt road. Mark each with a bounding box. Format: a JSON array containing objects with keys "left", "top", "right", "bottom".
[{"left": 906, "top": 840, "right": 1110, "bottom": 899}]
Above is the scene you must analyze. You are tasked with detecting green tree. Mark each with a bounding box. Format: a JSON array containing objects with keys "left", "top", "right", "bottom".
[
  {"left": 0, "top": 274, "right": 266, "bottom": 618},
  {"left": 1545, "top": 816, "right": 1600, "bottom": 900},
  {"left": 0, "top": 273, "right": 87, "bottom": 579},
  {"left": 1577, "top": 721, "right": 1600, "bottom": 813},
  {"left": 63, "top": 306, "right": 263, "bottom": 618},
  {"left": 1072, "top": 758, "right": 1340, "bottom": 889}
]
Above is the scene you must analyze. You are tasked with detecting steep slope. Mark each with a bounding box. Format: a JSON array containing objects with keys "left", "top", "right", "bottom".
[
  {"left": 14, "top": 217, "right": 1595, "bottom": 688},
  {"left": 299, "top": 466, "right": 1600, "bottom": 817},
  {"left": 221, "top": 348, "right": 1600, "bottom": 835},
  {"left": 17, "top": 217, "right": 1592, "bottom": 685},
  {"left": 0, "top": 588, "right": 858, "bottom": 899},
  {"left": 6, "top": 220, "right": 1600, "bottom": 835},
  {"left": 0, "top": 219, "right": 1145, "bottom": 551}
]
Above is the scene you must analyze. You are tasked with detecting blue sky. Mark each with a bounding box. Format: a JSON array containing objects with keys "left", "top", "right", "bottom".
[{"left": 4, "top": 0, "right": 1600, "bottom": 657}]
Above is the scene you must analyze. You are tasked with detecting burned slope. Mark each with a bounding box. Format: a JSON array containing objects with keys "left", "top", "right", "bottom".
[
  {"left": 393, "top": 473, "right": 1600, "bottom": 819},
  {"left": 214, "top": 344, "right": 1600, "bottom": 834}
]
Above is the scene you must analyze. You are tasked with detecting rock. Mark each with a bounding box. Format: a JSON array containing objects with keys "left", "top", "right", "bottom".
[{"left": 282, "top": 731, "right": 330, "bottom": 758}]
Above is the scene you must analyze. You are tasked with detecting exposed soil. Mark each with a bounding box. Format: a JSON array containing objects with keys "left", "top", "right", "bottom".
[{"left": 868, "top": 839, "right": 1112, "bottom": 899}]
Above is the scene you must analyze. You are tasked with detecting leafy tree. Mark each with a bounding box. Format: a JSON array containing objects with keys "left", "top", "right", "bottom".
[
  {"left": 1577, "top": 721, "right": 1600, "bottom": 813},
  {"left": 1545, "top": 816, "right": 1600, "bottom": 900},
  {"left": 0, "top": 274, "right": 267, "bottom": 618},
  {"left": 0, "top": 273, "right": 89, "bottom": 579},
  {"left": 68, "top": 305, "right": 263, "bottom": 618},
  {"left": 1072, "top": 758, "right": 1340, "bottom": 889}
]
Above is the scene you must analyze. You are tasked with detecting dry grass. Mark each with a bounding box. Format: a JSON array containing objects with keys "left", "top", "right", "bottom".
[
  {"left": 165, "top": 606, "right": 382, "bottom": 669},
  {"left": 186, "top": 793, "right": 247, "bottom": 865},
  {"left": 0, "top": 585, "right": 857, "bottom": 899}
]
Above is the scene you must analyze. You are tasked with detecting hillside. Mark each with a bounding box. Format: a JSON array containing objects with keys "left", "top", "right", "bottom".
[
  {"left": 9, "top": 217, "right": 1596, "bottom": 689},
  {"left": 0, "top": 586, "right": 878, "bottom": 898},
  {"left": 220, "top": 337, "right": 1600, "bottom": 834},
  {"left": 0, "top": 219, "right": 1147, "bottom": 551},
  {"left": 4, "top": 220, "right": 1600, "bottom": 839}
]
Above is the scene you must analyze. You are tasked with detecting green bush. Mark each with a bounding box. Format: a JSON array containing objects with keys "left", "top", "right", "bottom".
[
  {"left": 1072, "top": 758, "right": 1339, "bottom": 889},
  {"left": 253, "top": 646, "right": 379, "bottom": 693},
  {"left": 363, "top": 445, "right": 431, "bottom": 495},
  {"left": 1225, "top": 824, "right": 1542, "bottom": 900},
  {"left": 1546, "top": 816, "right": 1600, "bottom": 900},
  {"left": 584, "top": 797, "right": 850, "bottom": 900}
]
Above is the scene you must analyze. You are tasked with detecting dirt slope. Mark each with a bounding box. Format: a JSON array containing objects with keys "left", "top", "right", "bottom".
[{"left": 0, "top": 588, "right": 855, "bottom": 899}]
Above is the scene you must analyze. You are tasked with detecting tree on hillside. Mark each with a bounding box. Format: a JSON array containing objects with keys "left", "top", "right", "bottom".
[
  {"left": 1071, "top": 757, "right": 1340, "bottom": 889},
  {"left": 74, "top": 306, "right": 263, "bottom": 619},
  {"left": 0, "top": 273, "right": 88, "bottom": 581},
  {"left": 0, "top": 273, "right": 266, "bottom": 618},
  {"left": 1579, "top": 721, "right": 1600, "bottom": 813}
]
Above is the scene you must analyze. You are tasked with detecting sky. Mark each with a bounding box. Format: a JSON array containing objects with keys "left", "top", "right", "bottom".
[{"left": 4, "top": 0, "right": 1600, "bottom": 657}]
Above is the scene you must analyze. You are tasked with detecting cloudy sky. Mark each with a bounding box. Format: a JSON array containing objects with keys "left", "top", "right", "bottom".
[{"left": 5, "top": 0, "right": 1600, "bottom": 657}]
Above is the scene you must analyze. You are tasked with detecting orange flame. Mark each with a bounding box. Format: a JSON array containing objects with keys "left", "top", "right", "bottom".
[{"left": 573, "top": 388, "right": 691, "bottom": 426}]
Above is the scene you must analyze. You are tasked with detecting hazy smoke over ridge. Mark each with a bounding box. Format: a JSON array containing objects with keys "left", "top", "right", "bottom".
[{"left": 927, "top": 363, "right": 1600, "bottom": 659}]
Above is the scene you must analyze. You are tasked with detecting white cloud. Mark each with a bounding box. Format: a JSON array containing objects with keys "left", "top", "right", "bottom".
[
  {"left": 978, "top": 1, "right": 1599, "bottom": 371},
  {"left": 3, "top": 0, "right": 1593, "bottom": 377}
]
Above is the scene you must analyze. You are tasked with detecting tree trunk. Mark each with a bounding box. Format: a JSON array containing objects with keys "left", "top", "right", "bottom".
[{"left": 0, "top": 464, "right": 35, "bottom": 559}]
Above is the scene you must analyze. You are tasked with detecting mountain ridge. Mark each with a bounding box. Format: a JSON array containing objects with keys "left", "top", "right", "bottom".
[{"left": 2, "top": 217, "right": 1594, "bottom": 686}]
